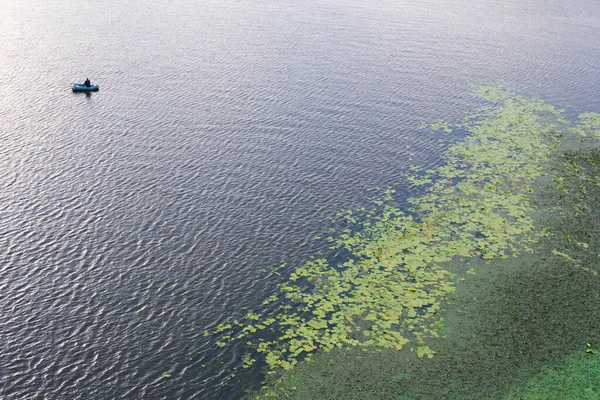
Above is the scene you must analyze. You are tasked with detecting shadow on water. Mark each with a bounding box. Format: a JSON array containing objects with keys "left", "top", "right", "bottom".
[{"left": 70, "top": 91, "right": 93, "bottom": 98}]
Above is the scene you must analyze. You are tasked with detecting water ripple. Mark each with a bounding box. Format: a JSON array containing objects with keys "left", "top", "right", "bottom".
[{"left": 1, "top": 0, "right": 600, "bottom": 399}]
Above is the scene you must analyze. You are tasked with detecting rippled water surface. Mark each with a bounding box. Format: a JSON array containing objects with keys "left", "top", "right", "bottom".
[{"left": 1, "top": 0, "right": 599, "bottom": 398}]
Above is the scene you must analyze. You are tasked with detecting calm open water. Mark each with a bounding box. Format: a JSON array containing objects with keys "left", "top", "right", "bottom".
[{"left": 1, "top": 0, "right": 599, "bottom": 398}]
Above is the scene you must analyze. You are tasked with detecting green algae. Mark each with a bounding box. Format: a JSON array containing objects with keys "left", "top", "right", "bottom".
[
  {"left": 505, "top": 350, "right": 600, "bottom": 399},
  {"left": 251, "top": 139, "right": 600, "bottom": 400},
  {"left": 212, "top": 85, "right": 600, "bottom": 397},
  {"left": 214, "top": 85, "right": 568, "bottom": 371},
  {"left": 257, "top": 243, "right": 600, "bottom": 400}
]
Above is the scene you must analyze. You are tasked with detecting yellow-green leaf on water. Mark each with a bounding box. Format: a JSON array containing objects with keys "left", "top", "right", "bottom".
[{"left": 212, "top": 84, "right": 580, "bottom": 375}]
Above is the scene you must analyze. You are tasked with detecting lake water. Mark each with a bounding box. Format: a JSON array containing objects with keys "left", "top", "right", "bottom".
[{"left": 1, "top": 0, "right": 599, "bottom": 398}]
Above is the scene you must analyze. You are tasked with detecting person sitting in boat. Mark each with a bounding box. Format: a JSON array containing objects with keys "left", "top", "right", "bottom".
[{"left": 84, "top": 78, "right": 91, "bottom": 87}]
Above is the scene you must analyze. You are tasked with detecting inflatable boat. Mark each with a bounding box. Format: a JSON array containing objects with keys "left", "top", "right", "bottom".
[{"left": 72, "top": 83, "right": 99, "bottom": 92}]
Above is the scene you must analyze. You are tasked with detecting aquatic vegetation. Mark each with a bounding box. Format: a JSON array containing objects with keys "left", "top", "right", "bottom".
[
  {"left": 503, "top": 350, "right": 600, "bottom": 399},
  {"left": 213, "top": 84, "right": 592, "bottom": 380},
  {"left": 244, "top": 88, "right": 600, "bottom": 399}
]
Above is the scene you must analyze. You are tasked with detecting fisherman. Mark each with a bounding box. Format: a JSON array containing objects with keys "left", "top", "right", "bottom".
[{"left": 84, "top": 78, "right": 91, "bottom": 87}]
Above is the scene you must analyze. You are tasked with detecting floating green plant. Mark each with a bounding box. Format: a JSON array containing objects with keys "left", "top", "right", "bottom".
[
  {"left": 504, "top": 350, "right": 600, "bottom": 399},
  {"left": 212, "top": 84, "right": 598, "bottom": 379}
]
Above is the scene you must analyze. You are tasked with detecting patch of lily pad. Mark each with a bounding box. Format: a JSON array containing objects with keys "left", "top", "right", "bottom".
[{"left": 212, "top": 84, "right": 600, "bottom": 392}]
